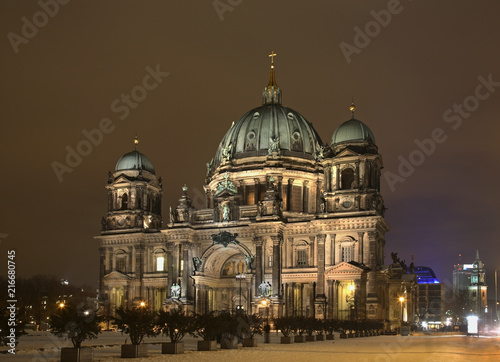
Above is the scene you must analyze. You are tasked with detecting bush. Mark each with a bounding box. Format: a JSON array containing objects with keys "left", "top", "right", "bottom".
[
  {"left": 157, "top": 308, "right": 195, "bottom": 343},
  {"left": 50, "top": 301, "right": 102, "bottom": 348},
  {"left": 238, "top": 313, "right": 263, "bottom": 339},
  {"left": 115, "top": 306, "right": 159, "bottom": 345},
  {"left": 291, "top": 316, "right": 307, "bottom": 336},
  {"left": 190, "top": 312, "right": 223, "bottom": 341},
  {"left": 273, "top": 316, "right": 294, "bottom": 337},
  {"left": 324, "top": 319, "right": 339, "bottom": 335}
]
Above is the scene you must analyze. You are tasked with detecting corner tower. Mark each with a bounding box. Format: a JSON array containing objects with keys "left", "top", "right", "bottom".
[
  {"left": 96, "top": 137, "right": 167, "bottom": 314},
  {"left": 102, "top": 136, "right": 162, "bottom": 232}
]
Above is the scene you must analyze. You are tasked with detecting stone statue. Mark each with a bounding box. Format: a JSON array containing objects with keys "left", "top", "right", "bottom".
[
  {"left": 244, "top": 255, "right": 254, "bottom": 269},
  {"left": 169, "top": 206, "right": 174, "bottom": 223},
  {"left": 171, "top": 283, "right": 181, "bottom": 299},
  {"left": 268, "top": 136, "right": 280, "bottom": 156},
  {"left": 391, "top": 252, "right": 399, "bottom": 265},
  {"left": 222, "top": 203, "right": 230, "bottom": 221},
  {"left": 258, "top": 281, "right": 271, "bottom": 297},
  {"left": 222, "top": 143, "right": 232, "bottom": 162},
  {"left": 257, "top": 201, "right": 263, "bottom": 216},
  {"left": 206, "top": 158, "right": 213, "bottom": 177},
  {"left": 315, "top": 142, "right": 324, "bottom": 161},
  {"left": 193, "top": 257, "right": 202, "bottom": 271}
]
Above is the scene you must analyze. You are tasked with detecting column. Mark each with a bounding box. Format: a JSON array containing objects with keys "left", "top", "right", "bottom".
[
  {"left": 239, "top": 180, "right": 246, "bottom": 205},
  {"left": 316, "top": 179, "right": 322, "bottom": 213},
  {"left": 287, "top": 179, "right": 294, "bottom": 211},
  {"left": 254, "top": 236, "right": 263, "bottom": 294},
  {"left": 302, "top": 180, "right": 309, "bottom": 213},
  {"left": 254, "top": 178, "right": 260, "bottom": 204},
  {"left": 181, "top": 242, "right": 194, "bottom": 300},
  {"left": 331, "top": 234, "right": 336, "bottom": 265},
  {"left": 325, "top": 166, "right": 331, "bottom": 191},
  {"left": 335, "top": 165, "right": 340, "bottom": 190},
  {"left": 134, "top": 244, "right": 144, "bottom": 301},
  {"left": 99, "top": 248, "right": 106, "bottom": 299},
  {"left": 315, "top": 234, "right": 327, "bottom": 319},
  {"left": 366, "top": 232, "right": 378, "bottom": 302},
  {"left": 166, "top": 242, "right": 177, "bottom": 298},
  {"left": 270, "top": 234, "right": 283, "bottom": 298},
  {"left": 357, "top": 232, "right": 364, "bottom": 264},
  {"left": 316, "top": 234, "right": 326, "bottom": 297},
  {"left": 277, "top": 176, "right": 283, "bottom": 201}
]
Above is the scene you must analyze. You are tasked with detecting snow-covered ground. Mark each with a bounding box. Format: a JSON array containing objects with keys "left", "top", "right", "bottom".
[{"left": 3, "top": 331, "right": 500, "bottom": 361}]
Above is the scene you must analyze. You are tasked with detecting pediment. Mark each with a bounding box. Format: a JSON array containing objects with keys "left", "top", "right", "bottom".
[
  {"left": 112, "top": 175, "right": 134, "bottom": 185},
  {"left": 104, "top": 270, "right": 132, "bottom": 281},
  {"left": 336, "top": 149, "right": 361, "bottom": 158},
  {"left": 325, "top": 261, "right": 368, "bottom": 276}
]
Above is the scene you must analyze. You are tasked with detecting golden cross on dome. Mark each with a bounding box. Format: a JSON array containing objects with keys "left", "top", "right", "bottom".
[{"left": 269, "top": 51, "right": 277, "bottom": 66}]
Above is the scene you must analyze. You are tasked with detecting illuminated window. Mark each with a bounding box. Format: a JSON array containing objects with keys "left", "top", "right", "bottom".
[
  {"left": 156, "top": 256, "right": 165, "bottom": 271},
  {"left": 297, "top": 250, "right": 307, "bottom": 266},
  {"left": 268, "top": 255, "right": 273, "bottom": 267}
]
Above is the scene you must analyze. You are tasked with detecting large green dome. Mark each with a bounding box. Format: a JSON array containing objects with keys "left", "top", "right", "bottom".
[
  {"left": 331, "top": 118, "right": 376, "bottom": 145},
  {"left": 214, "top": 103, "right": 323, "bottom": 168},
  {"left": 115, "top": 150, "right": 156, "bottom": 174}
]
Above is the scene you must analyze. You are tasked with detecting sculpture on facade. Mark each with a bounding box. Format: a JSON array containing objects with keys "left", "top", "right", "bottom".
[
  {"left": 315, "top": 142, "right": 325, "bottom": 161},
  {"left": 206, "top": 158, "right": 213, "bottom": 178},
  {"left": 268, "top": 136, "right": 281, "bottom": 155},
  {"left": 222, "top": 203, "right": 230, "bottom": 221},
  {"left": 171, "top": 283, "right": 181, "bottom": 299},
  {"left": 221, "top": 142, "right": 232, "bottom": 162},
  {"left": 193, "top": 257, "right": 202, "bottom": 271},
  {"left": 244, "top": 255, "right": 254, "bottom": 269},
  {"left": 258, "top": 281, "right": 271, "bottom": 297}
]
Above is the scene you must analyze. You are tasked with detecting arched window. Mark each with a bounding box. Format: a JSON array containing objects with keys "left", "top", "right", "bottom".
[
  {"left": 121, "top": 193, "right": 128, "bottom": 210},
  {"left": 341, "top": 168, "right": 354, "bottom": 190}
]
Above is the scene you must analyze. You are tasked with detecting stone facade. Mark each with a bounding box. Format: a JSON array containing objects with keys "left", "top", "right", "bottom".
[{"left": 96, "top": 60, "right": 416, "bottom": 328}]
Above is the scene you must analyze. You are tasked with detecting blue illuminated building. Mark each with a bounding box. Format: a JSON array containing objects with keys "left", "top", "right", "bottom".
[
  {"left": 413, "top": 266, "right": 440, "bottom": 284},
  {"left": 413, "top": 266, "right": 444, "bottom": 329}
]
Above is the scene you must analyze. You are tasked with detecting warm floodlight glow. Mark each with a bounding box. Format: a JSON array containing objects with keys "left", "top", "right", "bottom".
[
  {"left": 140, "top": 301, "right": 146, "bottom": 307},
  {"left": 349, "top": 284, "right": 355, "bottom": 291},
  {"left": 399, "top": 297, "right": 405, "bottom": 302}
]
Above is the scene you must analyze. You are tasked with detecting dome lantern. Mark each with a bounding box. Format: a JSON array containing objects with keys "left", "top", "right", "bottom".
[{"left": 262, "top": 51, "right": 282, "bottom": 105}]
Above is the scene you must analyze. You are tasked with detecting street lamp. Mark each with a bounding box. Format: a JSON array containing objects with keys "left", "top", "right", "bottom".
[
  {"left": 262, "top": 299, "right": 270, "bottom": 343},
  {"left": 399, "top": 297, "right": 405, "bottom": 324},
  {"left": 236, "top": 273, "right": 246, "bottom": 312}
]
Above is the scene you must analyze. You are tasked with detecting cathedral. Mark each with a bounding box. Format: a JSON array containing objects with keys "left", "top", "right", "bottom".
[{"left": 96, "top": 54, "right": 416, "bottom": 328}]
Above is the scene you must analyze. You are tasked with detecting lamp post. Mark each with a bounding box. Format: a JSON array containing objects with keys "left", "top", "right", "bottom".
[
  {"left": 236, "top": 273, "right": 246, "bottom": 312},
  {"left": 262, "top": 299, "right": 270, "bottom": 343},
  {"left": 399, "top": 297, "right": 405, "bottom": 325}
]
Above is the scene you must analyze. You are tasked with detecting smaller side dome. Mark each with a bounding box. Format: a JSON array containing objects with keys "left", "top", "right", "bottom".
[
  {"left": 115, "top": 150, "right": 156, "bottom": 174},
  {"left": 331, "top": 118, "right": 376, "bottom": 145}
]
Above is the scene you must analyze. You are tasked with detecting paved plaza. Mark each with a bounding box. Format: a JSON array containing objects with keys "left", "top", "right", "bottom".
[{"left": 3, "top": 331, "right": 500, "bottom": 362}]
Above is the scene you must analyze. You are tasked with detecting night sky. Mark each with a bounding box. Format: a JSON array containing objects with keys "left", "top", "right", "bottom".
[{"left": 1, "top": 1, "right": 499, "bottom": 296}]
